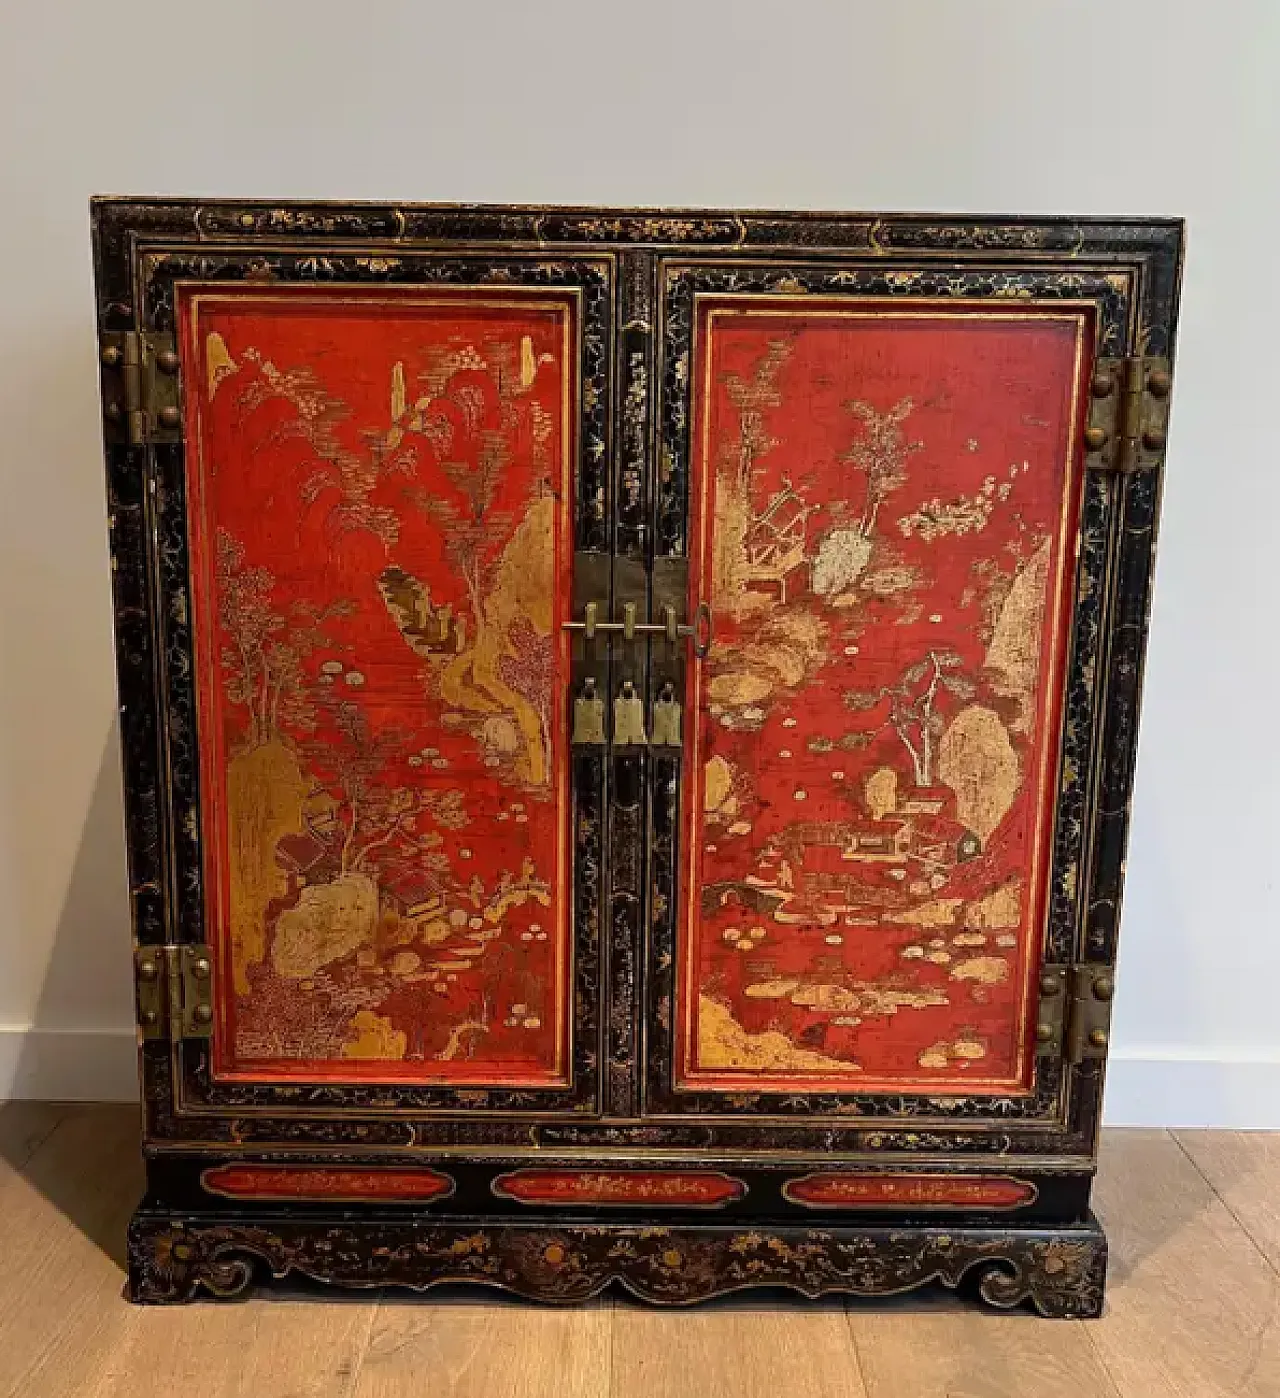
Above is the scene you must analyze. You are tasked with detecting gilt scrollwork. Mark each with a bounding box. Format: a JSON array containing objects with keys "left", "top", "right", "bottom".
[{"left": 128, "top": 1212, "right": 1105, "bottom": 1317}]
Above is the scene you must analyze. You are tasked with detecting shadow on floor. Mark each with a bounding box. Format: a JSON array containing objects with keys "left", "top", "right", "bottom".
[{"left": 0, "top": 1101, "right": 142, "bottom": 1274}]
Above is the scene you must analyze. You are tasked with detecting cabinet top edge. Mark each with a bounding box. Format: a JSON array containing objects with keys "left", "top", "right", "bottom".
[{"left": 87, "top": 195, "right": 1185, "bottom": 233}]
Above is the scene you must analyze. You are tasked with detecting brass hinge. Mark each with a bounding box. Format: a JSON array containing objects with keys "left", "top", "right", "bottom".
[
  {"left": 135, "top": 944, "right": 214, "bottom": 1042},
  {"left": 100, "top": 331, "right": 182, "bottom": 446},
  {"left": 1084, "top": 356, "right": 1172, "bottom": 473},
  {"left": 1035, "top": 963, "right": 1115, "bottom": 1064}
]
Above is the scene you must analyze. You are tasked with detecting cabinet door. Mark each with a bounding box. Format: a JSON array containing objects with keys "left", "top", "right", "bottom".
[
  {"left": 96, "top": 210, "right": 615, "bottom": 1137},
  {"left": 186, "top": 283, "right": 583, "bottom": 1090},
  {"left": 643, "top": 252, "right": 1173, "bottom": 1139}
]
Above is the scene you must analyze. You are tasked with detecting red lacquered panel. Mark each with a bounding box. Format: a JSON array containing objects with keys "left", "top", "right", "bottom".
[
  {"left": 201, "top": 1164, "right": 455, "bottom": 1204},
  {"left": 680, "top": 299, "right": 1090, "bottom": 1095},
  {"left": 492, "top": 1169, "right": 747, "bottom": 1208},
  {"left": 179, "top": 286, "right": 577, "bottom": 1087},
  {"left": 783, "top": 1171, "right": 1037, "bottom": 1210}
]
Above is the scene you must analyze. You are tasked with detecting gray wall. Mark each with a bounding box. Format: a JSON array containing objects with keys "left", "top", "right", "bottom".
[{"left": 1, "top": 0, "right": 1275, "bottom": 1122}]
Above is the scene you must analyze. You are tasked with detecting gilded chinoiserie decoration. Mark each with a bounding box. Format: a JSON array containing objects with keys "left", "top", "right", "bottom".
[
  {"left": 491, "top": 1169, "right": 746, "bottom": 1207},
  {"left": 181, "top": 288, "right": 576, "bottom": 1086},
  {"left": 92, "top": 199, "right": 1182, "bottom": 1317},
  {"left": 201, "top": 1164, "right": 455, "bottom": 1203},
  {"left": 679, "top": 299, "right": 1090, "bottom": 1096},
  {"left": 127, "top": 1212, "right": 1107, "bottom": 1318},
  {"left": 781, "top": 1171, "right": 1037, "bottom": 1210}
]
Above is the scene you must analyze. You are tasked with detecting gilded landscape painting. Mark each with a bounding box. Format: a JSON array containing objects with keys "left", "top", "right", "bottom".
[
  {"left": 180, "top": 288, "right": 575, "bottom": 1085},
  {"left": 679, "top": 300, "right": 1088, "bottom": 1094}
]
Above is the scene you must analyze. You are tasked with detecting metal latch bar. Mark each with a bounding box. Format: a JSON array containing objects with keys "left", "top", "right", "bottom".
[{"left": 563, "top": 602, "right": 712, "bottom": 658}]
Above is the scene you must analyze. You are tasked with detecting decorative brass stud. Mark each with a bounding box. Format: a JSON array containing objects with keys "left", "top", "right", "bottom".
[
  {"left": 1039, "top": 972, "right": 1061, "bottom": 996},
  {"left": 662, "top": 1249, "right": 684, "bottom": 1269},
  {"left": 1147, "top": 368, "right": 1172, "bottom": 397},
  {"left": 1088, "top": 1028, "right": 1109, "bottom": 1050},
  {"left": 1093, "top": 975, "right": 1115, "bottom": 1001},
  {"left": 239, "top": 212, "right": 255, "bottom": 228},
  {"left": 1142, "top": 427, "right": 1166, "bottom": 451},
  {"left": 103, "top": 402, "right": 122, "bottom": 422},
  {"left": 543, "top": 1243, "right": 565, "bottom": 1266},
  {"left": 172, "top": 1242, "right": 194, "bottom": 1262},
  {"left": 1090, "top": 371, "right": 1114, "bottom": 397},
  {"left": 193, "top": 1003, "right": 213, "bottom": 1025},
  {"left": 158, "top": 406, "right": 181, "bottom": 430},
  {"left": 156, "top": 350, "right": 180, "bottom": 375},
  {"left": 101, "top": 345, "right": 122, "bottom": 369},
  {"left": 192, "top": 957, "right": 212, "bottom": 980},
  {"left": 1035, "top": 1022, "right": 1054, "bottom": 1044},
  {"left": 140, "top": 1010, "right": 158, "bottom": 1026},
  {"left": 1083, "top": 426, "right": 1108, "bottom": 451},
  {"left": 137, "top": 958, "right": 158, "bottom": 981}
]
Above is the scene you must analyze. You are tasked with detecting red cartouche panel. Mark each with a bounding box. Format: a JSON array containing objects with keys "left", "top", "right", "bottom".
[
  {"left": 201, "top": 1164, "right": 455, "bottom": 1204},
  {"left": 783, "top": 1172, "right": 1037, "bottom": 1211},
  {"left": 179, "top": 287, "right": 577, "bottom": 1086},
  {"left": 492, "top": 1170, "right": 747, "bottom": 1208},
  {"left": 680, "top": 299, "right": 1090, "bottom": 1095}
]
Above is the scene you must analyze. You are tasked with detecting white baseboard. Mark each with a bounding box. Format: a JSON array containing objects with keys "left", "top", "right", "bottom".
[
  {"left": 2, "top": 1028, "right": 1278, "bottom": 1125},
  {"left": 0, "top": 1025, "right": 139, "bottom": 1102},
  {"left": 1102, "top": 1050, "right": 1280, "bottom": 1129}
]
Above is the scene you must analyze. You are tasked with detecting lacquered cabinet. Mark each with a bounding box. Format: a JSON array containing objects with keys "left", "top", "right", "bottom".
[{"left": 91, "top": 200, "right": 1181, "bottom": 1314}]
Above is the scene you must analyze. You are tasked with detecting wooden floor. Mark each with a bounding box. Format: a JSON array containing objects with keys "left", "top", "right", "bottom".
[{"left": 2, "top": 1107, "right": 1280, "bottom": 1397}]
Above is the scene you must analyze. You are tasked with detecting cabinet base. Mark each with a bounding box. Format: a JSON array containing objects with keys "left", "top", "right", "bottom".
[{"left": 127, "top": 1206, "right": 1107, "bottom": 1317}]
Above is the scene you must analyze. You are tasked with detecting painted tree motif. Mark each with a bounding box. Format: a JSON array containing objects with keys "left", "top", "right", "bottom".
[
  {"left": 306, "top": 700, "right": 467, "bottom": 882},
  {"left": 843, "top": 397, "right": 923, "bottom": 536},
  {"left": 409, "top": 432, "right": 514, "bottom": 629},
  {"left": 723, "top": 338, "right": 794, "bottom": 490},
  {"left": 498, "top": 616, "right": 555, "bottom": 779},
  {"left": 812, "top": 396, "right": 922, "bottom": 596},
  {"left": 216, "top": 528, "right": 354, "bottom": 747},
  {"left": 398, "top": 336, "right": 556, "bottom": 623},
  {"left": 236, "top": 348, "right": 417, "bottom": 546},
  {"left": 390, "top": 338, "right": 560, "bottom": 789},
  {"left": 844, "top": 649, "right": 977, "bottom": 788}
]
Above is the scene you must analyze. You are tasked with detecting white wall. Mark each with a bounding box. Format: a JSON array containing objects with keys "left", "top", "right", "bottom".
[{"left": 1, "top": 0, "right": 1276, "bottom": 1123}]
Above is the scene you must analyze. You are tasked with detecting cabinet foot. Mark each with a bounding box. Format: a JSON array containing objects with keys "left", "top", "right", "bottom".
[{"left": 127, "top": 1206, "right": 1106, "bottom": 1317}]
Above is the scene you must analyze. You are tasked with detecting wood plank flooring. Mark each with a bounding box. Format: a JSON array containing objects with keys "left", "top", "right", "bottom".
[{"left": 1, "top": 1105, "right": 1278, "bottom": 1397}]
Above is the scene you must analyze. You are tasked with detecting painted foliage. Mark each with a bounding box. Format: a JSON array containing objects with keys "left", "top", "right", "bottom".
[
  {"left": 680, "top": 300, "right": 1089, "bottom": 1093},
  {"left": 181, "top": 288, "right": 575, "bottom": 1085}
]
